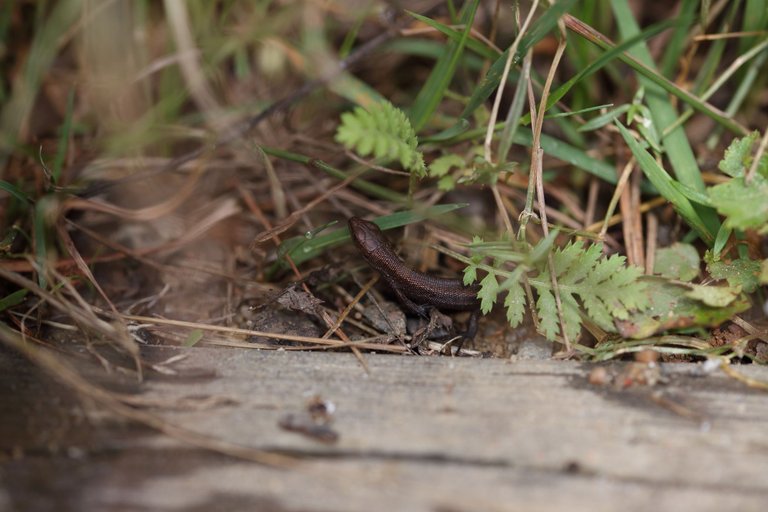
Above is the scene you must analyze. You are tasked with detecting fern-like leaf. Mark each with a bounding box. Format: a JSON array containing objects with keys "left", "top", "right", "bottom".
[
  {"left": 503, "top": 280, "right": 526, "bottom": 327},
  {"left": 549, "top": 241, "right": 647, "bottom": 337},
  {"left": 478, "top": 272, "right": 499, "bottom": 314},
  {"left": 533, "top": 274, "right": 560, "bottom": 340},
  {"left": 469, "top": 237, "right": 648, "bottom": 343},
  {"left": 335, "top": 101, "right": 426, "bottom": 176}
]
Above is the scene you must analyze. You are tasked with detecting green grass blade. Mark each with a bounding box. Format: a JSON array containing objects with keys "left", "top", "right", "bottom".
[
  {"left": 0, "top": 0, "right": 81, "bottom": 159},
  {"left": 514, "top": 130, "right": 618, "bottom": 185},
  {"left": 451, "top": 123, "right": 620, "bottom": 185},
  {"left": 458, "top": 0, "right": 577, "bottom": 124},
  {"left": 740, "top": 0, "right": 768, "bottom": 54},
  {"left": 518, "top": 0, "right": 578, "bottom": 61},
  {"left": 616, "top": 122, "right": 713, "bottom": 243},
  {"left": 382, "top": 39, "right": 486, "bottom": 71},
  {"left": 569, "top": 11, "right": 748, "bottom": 137},
  {"left": 274, "top": 203, "right": 471, "bottom": 270},
  {"left": 183, "top": 329, "right": 204, "bottom": 347},
  {"left": 0, "top": 289, "right": 28, "bottom": 313},
  {"left": 668, "top": 38, "right": 768, "bottom": 138},
  {"left": 0, "top": 180, "right": 33, "bottom": 205},
  {"left": 611, "top": 0, "right": 722, "bottom": 237},
  {"left": 659, "top": 0, "right": 697, "bottom": 77},
  {"left": 578, "top": 104, "right": 630, "bottom": 132},
  {"left": 409, "top": 0, "right": 479, "bottom": 132},
  {"left": 406, "top": 10, "right": 498, "bottom": 60},
  {"left": 51, "top": 88, "right": 76, "bottom": 184},
  {"left": 525, "top": 18, "right": 675, "bottom": 124},
  {"left": 497, "top": 53, "right": 530, "bottom": 164},
  {"left": 691, "top": 3, "right": 742, "bottom": 98},
  {"left": 713, "top": 224, "right": 733, "bottom": 257}
]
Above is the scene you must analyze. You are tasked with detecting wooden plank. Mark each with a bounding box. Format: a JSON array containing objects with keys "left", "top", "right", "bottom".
[{"left": 2, "top": 346, "right": 768, "bottom": 511}]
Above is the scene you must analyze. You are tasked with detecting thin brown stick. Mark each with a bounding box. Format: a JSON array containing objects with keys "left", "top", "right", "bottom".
[
  {"left": 322, "top": 275, "right": 378, "bottom": 339},
  {"left": 645, "top": 213, "right": 658, "bottom": 275},
  {"left": 584, "top": 178, "right": 600, "bottom": 229},
  {"left": 587, "top": 196, "right": 667, "bottom": 234},
  {"left": 693, "top": 30, "right": 768, "bottom": 41},
  {"left": 746, "top": 128, "right": 768, "bottom": 184},
  {"left": 238, "top": 185, "right": 370, "bottom": 372},
  {"left": 630, "top": 162, "right": 645, "bottom": 268},
  {"left": 205, "top": 337, "right": 404, "bottom": 354},
  {"left": 618, "top": 155, "right": 638, "bottom": 265},
  {"left": 119, "top": 313, "right": 399, "bottom": 353},
  {"left": 530, "top": 20, "right": 570, "bottom": 352},
  {"left": 251, "top": 169, "right": 365, "bottom": 244}
]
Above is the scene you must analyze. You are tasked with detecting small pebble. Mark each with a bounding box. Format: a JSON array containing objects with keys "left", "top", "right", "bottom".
[
  {"left": 588, "top": 366, "right": 610, "bottom": 386},
  {"left": 635, "top": 349, "right": 659, "bottom": 364}
]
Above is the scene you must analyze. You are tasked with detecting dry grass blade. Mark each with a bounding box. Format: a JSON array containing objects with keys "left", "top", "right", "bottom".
[
  {"left": 0, "top": 266, "right": 125, "bottom": 346},
  {"left": 120, "top": 313, "right": 407, "bottom": 354},
  {"left": 529, "top": 18, "right": 570, "bottom": 352},
  {"left": 251, "top": 169, "right": 364, "bottom": 245},
  {"left": 164, "top": 0, "right": 224, "bottom": 128},
  {"left": 718, "top": 358, "right": 768, "bottom": 390}
]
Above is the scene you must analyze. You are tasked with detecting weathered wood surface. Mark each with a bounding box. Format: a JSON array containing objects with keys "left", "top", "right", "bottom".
[{"left": 3, "top": 345, "right": 768, "bottom": 511}]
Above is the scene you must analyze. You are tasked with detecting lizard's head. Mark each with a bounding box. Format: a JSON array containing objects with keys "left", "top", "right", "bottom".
[{"left": 348, "top": 217, "right": 385, "bottom": 254}]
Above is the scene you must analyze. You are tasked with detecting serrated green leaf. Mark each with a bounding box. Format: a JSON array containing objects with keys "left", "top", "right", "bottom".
[
  {"left": 504, "top": 280, "right": 526, "bottom": 327},
  {"left": 463, "top": 263, "right": 478, "bottom": 286},
  {"left": 437, "top": 175, "right": 456, "bottom": 191},
  {"left": 465, "top": 231, "right": 649, "bottom": 343},
  {"left": 429, "top": 154, "right": 465, "bottom": 177},
  {"left": 535, "top": 284, "right": 559, "bottom": 340},
  {"left": 542, "top": 241, "right": 647, "bottom": 340},
  {"left": 479, "top": 272, "right": 499, "bottom": 314},
  {"left": 708, "top": 256, "right": 762, "bottom": 293},
  {"left": 561, "top": 242, "right": 601, "bottom": 285},
  {"left": 610, "top": 261, "right": 643, "bottom": 288},
  {"left": 708, "top": 175, "right": 768, "bottom": 233},
  {"left": 581, "top": 292, "right": 614, "bottom": 332},
  {"left": 685, "top": 284, "right": 741, "bottom": 307},
  {"left": 616, "top": 278, "right": 749, "bottom": 339},
  {"left": 560, "top": 292, "right": 582, "bottom": 341},
  {"left": 759, "top": 154, "right": 768, "bottom": 179},
  {"left": 719, "top": 131, "right": 759, "bottom": 178},
  {"left": 654, "top": 243, "right": 700, "bottom": 281},
  {"left": 552, "top": 240, "right": 584, "bottom": 276}
]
